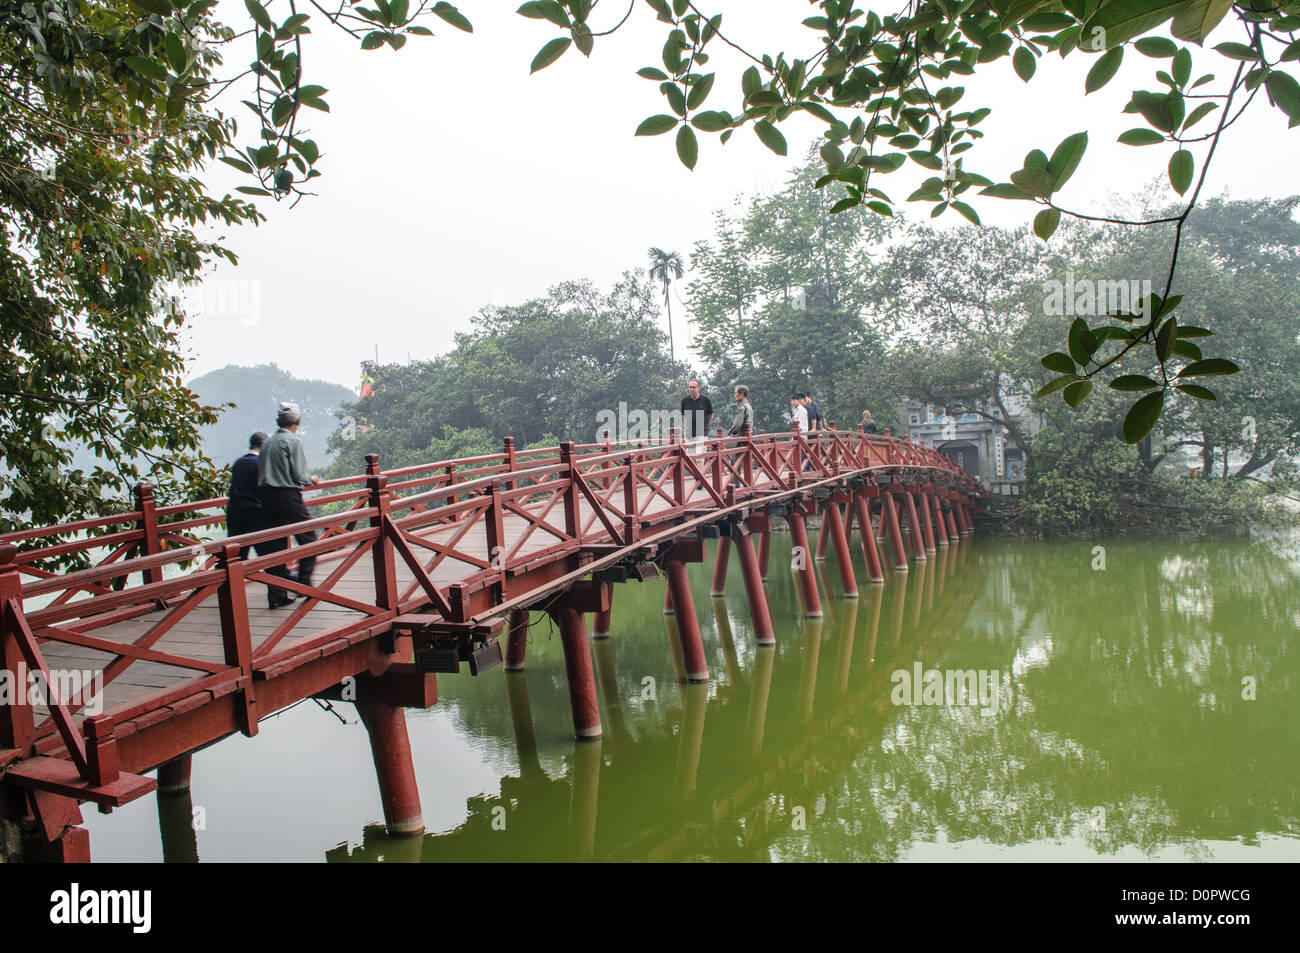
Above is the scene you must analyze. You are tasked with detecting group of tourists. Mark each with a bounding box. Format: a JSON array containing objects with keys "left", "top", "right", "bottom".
[
  {"left": 225, "top": 401, "right": 322, "bottom": 609},
  {"left": 678, "top": 379, "right": 879, "bottom": 443}
]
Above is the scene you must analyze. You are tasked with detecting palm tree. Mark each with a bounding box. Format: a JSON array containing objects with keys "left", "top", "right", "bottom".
[{"left": 648, "top": 247, "right": 685, "bottom": 361}]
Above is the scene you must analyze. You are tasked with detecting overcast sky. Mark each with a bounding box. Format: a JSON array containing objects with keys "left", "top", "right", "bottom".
[{"left": 179, "top": 1, "right": 1293, "bottom": 392}]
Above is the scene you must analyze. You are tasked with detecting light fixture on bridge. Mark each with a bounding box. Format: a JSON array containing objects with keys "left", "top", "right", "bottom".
[{"left": 633, "top": 560, "right": 660, "bottom": 582}]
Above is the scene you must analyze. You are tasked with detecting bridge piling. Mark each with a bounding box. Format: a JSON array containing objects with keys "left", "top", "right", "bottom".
[
  {"left": 505, "top": 608, "right": 530, "bottom": 671},
  {"left": 946, "top": 503, "right": 960, "bottom": 541},
  {"left": 882, "top": 490, "right": 909, "bottom": 572},
  {"left": 903, "top": 490, "right": 928, "bottom": 561},
  {"left": 918, "top": 489, "right": 938, "bottom": 554},
  {"left": 157, "top": 755, "right": 193, "bottom": 795},
  {"left": 733, "top": 527, "right": 775, "bottom": 645},
  {"left": 815, "top": 505, "right": 831, "bottom": 561},
  {"left": 355, "top": 691, "right": 425, "bottom": 837},
  {"left": 711, "top": 535, "right": 731, "bottom": 597},
  {"left": 824, "top": 498, "right": 859, "bottom": 598},
  {"left": 785, "top": 505, "right": 824, "bottom": 618},
  {"left": 665, "top": 557, "right": 710, "bottom": 682},
  {"left": 853, "top": 491, "right": 885, "bottom": 584},
  {"left": 550, "top": 604, "right": 603, "bottom": 739},
  {"left": 757, "top": 527, "right": 771, "bottom": 581},
  {"left": 594, "top": 588, "right": 613, "bottom": 639}
]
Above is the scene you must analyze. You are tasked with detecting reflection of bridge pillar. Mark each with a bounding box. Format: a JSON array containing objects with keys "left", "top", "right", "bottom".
[
  {"left": 664, "top": 587, "right": 674, "bottom": 614},
  {"left": 550, "top": 604, "right": 603, "bottom": 740},
  {"left": 745, "top": 645, "right": 776, "bottom": 755},
  {"left": 567, "top": 739, "right": 602, "bottom": 861},
  {"left": 824, "top": 497, "right": 859, "bottom": 598},
  {"left": 156, "top": 785, "right": 199, "bottom": 863},
  {"left": 505, "top": 608, "right": 530, "bottom": 671},
  {"left": 157, "top": 755, "right": 192, "bottom": 795},
  {"left": 862, "top": 585, "right": 883, "bottom": 668},
  {"left": 733, "top": 527, "right": 775, "bottom": 645},
  {"left": 505, "top": 669, "right": 544, "bottom": 782},
  {"left": 356, "top": 694, "right": 425, "bottom": 837},
  {"left": 853, "top": 491, "right": 885, "bottom": 584},
  {"left": 903, "top": 490, "right": 927, "bottom": 561},
  {"left": 757, "top": 528, "right": 771, "bottom": 581},
  {"left": 785, "top": 506, "right": 823, "bottom": 618},
  {"left": 711, "top": 535, "right": 731, "bottom": 596},
  {"left": 712, "top": 599, "right": 741, "bottom": 682},
  {"left": 663, "top": 617, "right": 688, "bottom": 682},
  {"left": 835, "top": 598, "right": 860, "bottom": 694},
  {"left": 957, "top": 502, "right": 972, "bottom": 535},
  {"left": 665, "top": 552, "right": 709, "bottom": 682},
  {"left": 881, "top": 490, "right": 909, "bottom": 572},
  {"left": 918, "top": 489, "right": 937, "bottom": 553},
  {"left": 797, "top": 619, "right": 824, "bottom": 725},
  {"left": 674, "top": 682, "right": 709, "bottom": 798},
  {"left": 592, "top": 638, "right": 630, "bottom": 748}
]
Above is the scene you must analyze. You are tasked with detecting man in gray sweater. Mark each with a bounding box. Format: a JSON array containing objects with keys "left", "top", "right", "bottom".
[{"left": 258, "top": 401, "right": 322, "bottom": 608}]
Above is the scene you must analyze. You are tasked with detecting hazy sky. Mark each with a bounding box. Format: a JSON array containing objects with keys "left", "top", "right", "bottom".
[{"left": 179, "top": 2, "right": 1293, "bottom": 391}]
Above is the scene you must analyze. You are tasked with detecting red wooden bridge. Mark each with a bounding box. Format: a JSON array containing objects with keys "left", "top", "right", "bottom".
[{"left": 0, "top": 425, "right": 982, "bottom": 861}]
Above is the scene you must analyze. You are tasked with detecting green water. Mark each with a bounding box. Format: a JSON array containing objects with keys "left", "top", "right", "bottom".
[{"left": 85, "top": 532, "right": 1300, "bottom": 862}]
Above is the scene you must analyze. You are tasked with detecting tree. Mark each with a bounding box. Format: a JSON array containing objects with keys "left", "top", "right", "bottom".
[
  {"left": 647, "top": 246, "right": 685, "bottom": 360},
  {"left": 1, "top": 0, "right": 261, "bottom": 539}
]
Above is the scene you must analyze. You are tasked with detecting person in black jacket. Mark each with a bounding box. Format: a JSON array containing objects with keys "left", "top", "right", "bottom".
[{"left": 227, "top": 432, "right": 269, "bottom": 557}]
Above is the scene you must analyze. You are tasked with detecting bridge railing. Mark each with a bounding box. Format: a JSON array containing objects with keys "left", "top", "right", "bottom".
[{"left": 0, "top": 426, "right": 980, "bottom": 786}]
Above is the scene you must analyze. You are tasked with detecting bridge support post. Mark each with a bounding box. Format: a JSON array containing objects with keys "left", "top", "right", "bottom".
[
  {"left": 936, "top": 495, "right": 956, "bottom": 543},
  {"left": 593, "top": 596, "right": 613, "bottom": 639},
  {"left": 918, "top": 489, "right": 937, "bottom": 554},
  {"left": 549, "top": 602, "right": 603, "bottom": 739},
  {"left": 758, "top": 527, "right": 771, "bottom": 581},
  {"left": 356, "top": 692, "right": 425, "bottom": 837},
  {"left": 505, "top": 607, "right": 530, "bottom": 671},
  {"left": 785, "top": 505, "right": 823, "bottom": 618},
  {"left": 732, "top": 527, "right": 775, "bottom": 645},
  {"left": 665, "top": 555, "right": 710, "bottom": 682},
  {"left": 157, "top": 755, "right": 192, "bottom": 795},
  {"left": 946, "top": 503, "right": 960, "bottom": 541},
  {"left": 824, "top": 497, "right": 859, "bottom": 598},
  {"left": 711, "top": 535, "right": 731, "bottom": 597},
  {"left": 815, "top": 505, "right": 831, "bottom": 561},
  {"left": 882, "top": 490, "right": 909, "bottom": 572},
  {"left": 853, "top": 491, "right": 885, "bottom": 584},
  {"left": 902, "top": 490, "right": 927, "bottom": 561}
]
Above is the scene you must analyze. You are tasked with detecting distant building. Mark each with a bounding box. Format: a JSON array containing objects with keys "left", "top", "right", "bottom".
[{"left": 902, "top": 396, "right": 1036, "bottom": 496}]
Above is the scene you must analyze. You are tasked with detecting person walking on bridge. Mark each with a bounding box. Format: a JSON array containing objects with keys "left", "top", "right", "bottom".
[
  {"left": 258, "top": 402, "right": 322, "bottom": 609},
  {"left": 790, "top": 393, "right": 809, "bottom": 434},
  {"left": 680, "top": 378, "right": 714, "bottom": 454},
  {"left": 726, "top": 385, "right": 753, "bottom": 437},
  {"left": 226, "top": 431, "right": 269, "bottom": 560},
  {"left": 861, "top": 409, "right": 880, "bottom": 435}
]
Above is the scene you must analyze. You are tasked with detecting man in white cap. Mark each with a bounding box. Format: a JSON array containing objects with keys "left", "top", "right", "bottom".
[{"left": 257, "top": 401, "right": 322, "bottom": 608}]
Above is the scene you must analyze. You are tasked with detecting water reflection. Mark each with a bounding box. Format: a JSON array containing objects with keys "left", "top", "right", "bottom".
[{"left": 318, "top": 533, "right": 1299, "bottom": 863}]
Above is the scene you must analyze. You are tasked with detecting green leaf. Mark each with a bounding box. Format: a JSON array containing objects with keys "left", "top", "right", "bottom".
[
  {"left": 1085, "top": 47, "right": 1123, "bottom": 93},
  {"left": 1168, "top": 148, "right": 1193, "bottom": 195},
  {"left": 951, "top": 201, "right": 981, "bottom": 226},
  {"left": 690, "top": 111, "right": 732, "bottom": 132},
  {"left": 530, "top": 37, "right": 571, "bottom": 73},
  {"left": 1034, "top": 207, "right": 1061, "bottom": 240},
  {"left": 1171, "top": 0, "right": 1235, "bottom": 44},
  {"left": 1128, "top": 91, "right": 1178, "bottom": 132},
  {"left": 635, "top": 114, "right": 678, "bottom": 136},
  {"left": 1182, "top": 101, "right": 1219, "bottom": 130},
  {"left": 1110, "top": 375, "right": 1159, "bottom": 391},
  {"left": 124, "top": 56, "right": 167, "bottom": 81},
  {"left": 433, "top": 2, "right": 473, "bottom": 31},
  {"left": 1041, "top": 351, "right": 1076, "bottom": 374},
  {"left": 1082, "top": 0, "right": 1188, "bottom": 50},
  {"left": 1067, "top": 316, "right": 1098, "bottom": 365},
  {"left": 1214, "top": 42, "right": 1261, "bottom": 61},
  {"left": 1266, "top": 71, "right": 1300, "bottom": 119},
  {"left": 637, "top": 67, "right": 669, "bottom": 81},
  {"left": 754, "top": 120, "right": 787, "bottom": 156},
  {"left": 361, "top": 31, "right": 386, "bottom": 50},
  {"left": 1177, "top": 358, "right": 1240, "bottom": 377},
  {"left": 1175, "top": 325, "right": 1213, "bottom": 337},
  {"left": 1047, "top": 131, "right": 1088, "bottom": 190},
  {"left": 1135, "top": 37, "right": 1178, "bottom": 57},
  {"left": 1156, "top": 316, "right": 1177, "bottom": 361},
  {"left": 1122, "top": 390, "right": 1166, "bottom": 443},
  {"left": 1175, "top": 384, "right": 1217, "bottom": 400},
  {"left": 245, "top": 0, "right": 274, "bottom": 31},
  {"left": 979, "top": 183, "right": 1034, "bottom": 200},
  {"left": 1063, "top": 379, "right": 1093, "bottom": 407},
  {"left": 129, "top": 0, "right": 173, "bottom": 14},
  {"left": 1034, "top": 374, "right": 1077, "bottom": 399},
  {"left": 220, "top": 156, "right": 254, "bottom": 174},
  {"left": 676, "top": 124, "right": 698, "bottom": 169},
  {"left": 1119, "top": 127, "right": 1165, "bottom": 145},
  {"left": 687, "top": 72, "right": 715, "bottom": 110},
  {"left": 1013, "top": 46, "right": 1036, "bottom": 82},
  {"left": 235, "top": 186, "right": 272, "bottom": 196},
  {"left": 1009, "top": 166, "right": 1055, "bottom": 197}
]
